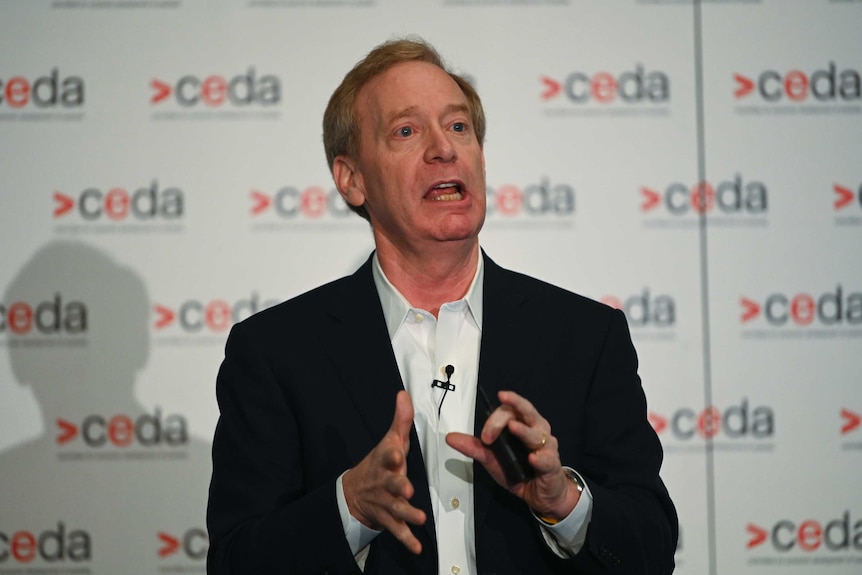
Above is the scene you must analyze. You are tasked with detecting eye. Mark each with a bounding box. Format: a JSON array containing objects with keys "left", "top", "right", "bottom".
[
  {"left": 452, "top": 122, "right": 467, "bottom": 132},
  {"left": 397, "top": 126, "right": 413, "bottom": 137}
]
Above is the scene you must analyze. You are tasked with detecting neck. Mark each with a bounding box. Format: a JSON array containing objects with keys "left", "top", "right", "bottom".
[{"left": 375, "top": 237, "right": 480, "bottom": 317}]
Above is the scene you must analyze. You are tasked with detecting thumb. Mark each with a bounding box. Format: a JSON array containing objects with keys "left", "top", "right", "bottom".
[{"left": 390, "top": 390, "right": 415, "bottom": 452}]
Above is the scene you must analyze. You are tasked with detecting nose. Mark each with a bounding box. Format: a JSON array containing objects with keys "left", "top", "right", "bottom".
[{"left": 424, "top": 126, "right": 456, "bottom": 163}]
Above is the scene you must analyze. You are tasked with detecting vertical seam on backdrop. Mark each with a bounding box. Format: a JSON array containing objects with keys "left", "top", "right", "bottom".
[{"left": 692, "top": 2, "right": 718, "bottom": 575}]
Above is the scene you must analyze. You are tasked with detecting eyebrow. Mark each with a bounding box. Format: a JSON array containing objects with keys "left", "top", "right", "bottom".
[{"left": 385, "top": 103, "right": 470, "bottom": 125}]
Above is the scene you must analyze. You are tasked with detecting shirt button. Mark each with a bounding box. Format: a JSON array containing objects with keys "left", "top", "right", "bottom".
[
  {"left": 451, "top": 566, "right": 461, "bottom": 574},
  {"left": 450, "top": 497, "right": 460, "bottom": 509},
  {"left": 414, "top": 313, "right": 424, "bottom": 322}
]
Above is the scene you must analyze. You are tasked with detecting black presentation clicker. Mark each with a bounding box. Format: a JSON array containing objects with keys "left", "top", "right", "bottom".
[{"left": 476, "top": 384, "right": 534, "bottom": 485}]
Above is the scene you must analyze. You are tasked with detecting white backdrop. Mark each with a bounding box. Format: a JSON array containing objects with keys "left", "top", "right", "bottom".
[{"left": 1, "top": 1, "right": 861, "bottom": 574}]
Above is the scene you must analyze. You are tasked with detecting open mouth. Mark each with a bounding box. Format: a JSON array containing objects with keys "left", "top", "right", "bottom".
[{"left": 428, "top": 181, "right": 463, "bottom": 201}]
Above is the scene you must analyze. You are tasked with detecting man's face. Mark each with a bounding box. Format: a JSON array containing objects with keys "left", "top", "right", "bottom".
[{"left": 336, "top": 61, "right": 486, "bottom": 251}]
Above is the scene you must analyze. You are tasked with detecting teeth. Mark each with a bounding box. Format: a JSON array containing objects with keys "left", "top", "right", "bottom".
[{"left": 429, "top": 182, "right": 462, "bottom": 201}]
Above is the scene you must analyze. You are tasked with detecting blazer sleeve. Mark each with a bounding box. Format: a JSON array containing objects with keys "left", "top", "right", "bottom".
[
  {"left": 567, "top": 309, "right": 678, "bottom": 575},
  {"left": 206, "top": 320, "right": 361, "bottom": 575}
]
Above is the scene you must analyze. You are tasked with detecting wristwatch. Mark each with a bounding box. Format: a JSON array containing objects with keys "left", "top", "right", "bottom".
[
  {"left": 537, "top": 467, "right": 585, "bottom": 525},
  {"left": 564, "top": 467, "right": 586, "bottom": 494}
]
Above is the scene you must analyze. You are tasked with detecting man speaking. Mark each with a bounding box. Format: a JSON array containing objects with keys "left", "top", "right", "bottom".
[{"left": 206, "top": 37, "right": 677, "bottom": 575}]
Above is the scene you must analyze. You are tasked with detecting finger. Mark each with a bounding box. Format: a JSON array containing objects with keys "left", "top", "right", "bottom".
[
  {"left": 507, "top": 419, "right": 551, "bottom": 451},
  {"left": 371, "top": 492, "right": 426, "bottom": 555},
  {"left": 390, "top": 497, "right": 427, "bottom": 527},
  {"left": 479, "top": 404, "right": 517, "bottom": 445},
  {"left": 390, "top": 390, "right": 415, "bottom": 450},
  {"left": 528, "top": 450, "right": 562, "bottom": 476},
  {"left": 446, "top": 432, "right": 518, "bottom": 488},
  {"left": 384, "top": 471, "right": 415, "bottom": 500},
  {"left": 498, "top": 390, "right": 547, "bottom": 429},
  {"left": 445, "top": 432, "right": 490, "bottom": 462},
  {"left": 528, "top": 442, "right": 563, "bottom": 476},
  {"left": 378, "top": 514, "right": 424, "bottom": 555},
  {"left": 381, "top": 444, "right": 406, "bottom": 471}
]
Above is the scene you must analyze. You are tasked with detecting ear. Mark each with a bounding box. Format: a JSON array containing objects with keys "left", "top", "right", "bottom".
[{"left": 332, "top": 156, "right": 367, "bottom": 208}]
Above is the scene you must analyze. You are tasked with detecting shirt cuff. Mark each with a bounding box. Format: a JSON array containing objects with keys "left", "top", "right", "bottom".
[
  {"left": 336, "top": 471, "right": 382, "bottom": 562},
  {"left": 534, "top": 467, "right": 593, "bottom": 558}
]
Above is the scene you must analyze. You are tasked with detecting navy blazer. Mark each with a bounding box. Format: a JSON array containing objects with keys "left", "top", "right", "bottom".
[{"left": 207, "top": 254, "right": 677, "bottom": 574}]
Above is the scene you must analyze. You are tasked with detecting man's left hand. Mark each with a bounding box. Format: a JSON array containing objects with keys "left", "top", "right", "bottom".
[{"left": 446, "top": 390, "right": 580, "bottom": 523}]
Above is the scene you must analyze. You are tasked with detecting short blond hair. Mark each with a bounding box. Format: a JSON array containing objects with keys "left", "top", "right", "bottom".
[{"left": 323, "top": 37, "right": 486, "bottom": 221}]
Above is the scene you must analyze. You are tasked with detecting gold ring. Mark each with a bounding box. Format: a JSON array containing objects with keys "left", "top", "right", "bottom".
[{"left": 537, "top": 433, "right": 547, "bottom": 450}]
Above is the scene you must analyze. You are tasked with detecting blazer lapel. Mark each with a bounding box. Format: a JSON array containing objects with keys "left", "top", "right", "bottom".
[
  {"left": 325, "top": 257, "right": 403, "bottom": 441},
  {"left": 324, "top": 256, "right": 438, "bottom": 563},
  {"left": 473, "top": 254, "right": 534, "bottom": 533}
]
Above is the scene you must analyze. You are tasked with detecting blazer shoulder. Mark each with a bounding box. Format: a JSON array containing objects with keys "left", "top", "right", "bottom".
[
  {"left": 229, "top": 266, "right": 368, "bottom": 346},
  {"left": 491, "top": 261, "right": 618, "bottom": 323}
]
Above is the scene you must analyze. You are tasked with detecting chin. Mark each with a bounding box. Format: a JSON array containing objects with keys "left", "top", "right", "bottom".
[
  {"left": 424, "top": 211, "right": 483, "bottom": 242},
  {"left": 435, "top": 224, "right": 482, "bottom": 243}
]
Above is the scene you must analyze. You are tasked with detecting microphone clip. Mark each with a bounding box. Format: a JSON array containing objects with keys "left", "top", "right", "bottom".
[
  {"left": 431, "top": 379, "right": 455, "bottom": 392},
  {"left": 431, "top": 364, "right": 456, "bottom": 392},
  {"left": 431, "top": 365, "right": 455, "bottom": 417}
]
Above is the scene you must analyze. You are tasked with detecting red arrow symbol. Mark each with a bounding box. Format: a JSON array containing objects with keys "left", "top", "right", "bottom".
[
  {"left": 648, "top": 412, "right": 668, "bottom": 434},
  {"left": 53, "top": 191, "right": 75, "bottom": 218},
  {"left": 740, "top": 297, "right": 761, "bottom": 323},
  {"left": 150, "top": 79, "right": 172, "bottom": 104},
  {"left": 56, "top": 418, "right": 78, "bottom": 444},
  {"left": 734, "top": 74, "right": 755, "bottom": 98},
  {"left": 250, "top": 190, "right": 272, "bottom": 215},
  {"left": 834, "top": 184, "right": 855, "bottom": 210},
  {"left": 746, "top": 523, "right": 767, "bottom": 549},
  {"left": 540, "top": 76, "right": 562, "bottom": 100},
  {"left": 158, "top": 532, "right": 180, "bottom": 558},
  {"left": 153, "top": 305, "right": 176, "bottom": 329},
  {"left": 841, "top": 408, "right": 861, "bottom": 435},
  {"left": 640, "top": 187, "right": 661, "bottom": 212}
]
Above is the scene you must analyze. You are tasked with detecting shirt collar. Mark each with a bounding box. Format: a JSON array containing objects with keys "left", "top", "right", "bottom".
[{"left": 372, "top": 251, "right": 484, "bottom": 340}]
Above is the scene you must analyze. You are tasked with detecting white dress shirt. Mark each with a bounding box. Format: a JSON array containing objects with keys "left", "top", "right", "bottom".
[{"left": 336, "top": 254, "right": 593, "bottom": 574}]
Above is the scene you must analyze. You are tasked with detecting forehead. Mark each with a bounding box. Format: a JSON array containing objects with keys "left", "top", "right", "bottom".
[{"left": 356, "top": 61, "right": 468, "bottom": 124}]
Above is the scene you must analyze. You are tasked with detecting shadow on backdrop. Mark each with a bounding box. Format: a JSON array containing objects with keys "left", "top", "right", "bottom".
[{"left": 0, "top": 241, "right": 211, "bottom": 572}]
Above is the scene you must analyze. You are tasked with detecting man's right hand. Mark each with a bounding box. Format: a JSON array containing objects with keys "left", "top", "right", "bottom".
[{"left": 342, "top": 390, "right": 427, "bottom": 554}]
